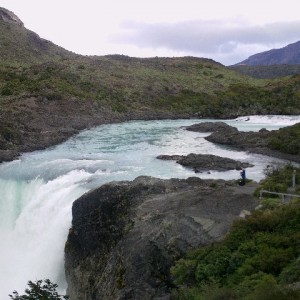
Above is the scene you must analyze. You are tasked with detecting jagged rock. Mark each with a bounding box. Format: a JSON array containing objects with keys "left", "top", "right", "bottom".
[
  {"left": 0, "top": 150, "right": 20, "bottom": 163},
  {"left": 157, "top": 153, "right": 253, "bottom": 172},
  {"left": 65, "top": 176, "right": 259, "bottom": 300}
]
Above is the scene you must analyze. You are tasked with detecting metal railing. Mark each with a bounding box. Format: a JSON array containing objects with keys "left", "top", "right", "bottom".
[{"left": 259, "top": 189, "right": 300, "bottom": 203}]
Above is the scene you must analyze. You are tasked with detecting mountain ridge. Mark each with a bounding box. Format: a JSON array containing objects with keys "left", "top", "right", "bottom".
[{"left": 237, "top": 40, "right": 300, "bottom": 66}]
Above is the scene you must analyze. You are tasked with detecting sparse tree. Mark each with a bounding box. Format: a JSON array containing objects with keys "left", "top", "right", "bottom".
[{"left": 9, "top": 279, "right": 68, "bottom": 300}]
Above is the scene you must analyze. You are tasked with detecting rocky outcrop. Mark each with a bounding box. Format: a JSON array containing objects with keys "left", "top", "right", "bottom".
[
  {"left": 157, "top": 153, "right": 253, "bottom": 172},
  {"left": 205, "top": 126, "right": 271, "bottom": 150},
  {"left": 185, "top": 122, "right": 272, "bottom": 150},
  {"left": 65, "top": 176, "right": 259, "bottom": 300},
  {"left": 185, "top": 121, "right": 232, "bottom": 132},
  {"left": 0, "top": 7, "right": 23, "bottom": 26},
  {"left": 186, "top": 121, "right": 300, "bottom": 163}
]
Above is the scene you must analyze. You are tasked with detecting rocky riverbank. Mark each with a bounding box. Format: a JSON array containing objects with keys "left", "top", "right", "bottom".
[
  {"left": 185, "top": 121, "right": 300, "bottom": 163},
  {"left": 0, "top": 95, "right": 191, "bottom": 163},
  {"left": 65, "top": 176, "right": 259, "bottom": 300}
]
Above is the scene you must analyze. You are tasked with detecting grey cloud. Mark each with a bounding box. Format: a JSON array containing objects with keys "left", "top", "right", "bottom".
[{"left": 111, "top": 19, "right": 300, "bottom": 60}]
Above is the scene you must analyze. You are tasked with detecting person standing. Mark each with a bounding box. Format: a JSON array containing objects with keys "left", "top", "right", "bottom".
[{"left": 240, "top": 168, "right": 246, "bottom": 185}]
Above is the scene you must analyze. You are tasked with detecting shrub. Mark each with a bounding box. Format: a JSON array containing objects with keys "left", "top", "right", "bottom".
[
  {"left": 9, "top": 279, "right": 68, "bottom": 300},
  {"left": 171, "top": 201, "right": 300, "bottom": 299},
  {"left": 279, "top": 258, "right": 300, "bottom": 284},
  {"left": 260, "top": 198, "right": 281, "bottom": 209}
]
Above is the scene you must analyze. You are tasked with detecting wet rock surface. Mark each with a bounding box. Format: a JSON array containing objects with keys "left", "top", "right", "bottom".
[
  {"left": 186, "top": 121, "right": 300, "bottom": 163},
  {"left": 65, "top": 176, "right": 259, "bottom": 300},
  {"left": 185, "top": 121, "right": 232, "bottom": 132},
  {"left": 157, "top": 153, "right": 253, "bottom": 172}
]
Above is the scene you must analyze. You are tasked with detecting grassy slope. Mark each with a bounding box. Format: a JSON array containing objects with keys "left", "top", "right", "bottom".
[
  {"left": 171, "top": 165, "right": 300, "bottom": 300},
  {"left": 0, "top": 20, "right": 76, "bottom": 64},
  {"left": 1, "top": 18, "right": 300, "bottom": 118},
  {"left": 0, "top": 18, "right": 300, "bottom": 156},
  {"left": 0, "top": 55, "right": 262, "bottom": 112},
  {"left": 268, "top": 123, "right": 300, "bottom": 155}
]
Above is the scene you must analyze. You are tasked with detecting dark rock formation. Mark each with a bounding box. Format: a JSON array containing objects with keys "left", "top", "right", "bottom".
[
  {"left": 65, "top": 176, "right": 259, "bottom": 300},
  {"left": 157, "top": 153, "right": 253, "bottom": 172},
  {"left": 185, "top": 121, "right": 272, "bottom": 151},
  {"left": 205, "top": 126, "right": 271, "bottom": 150},
  {"left": 186, "top": 121, "right": 300, "bottom": 163},
  {"left": 185, "top": 121, "right": 232, "bottom": 132}
]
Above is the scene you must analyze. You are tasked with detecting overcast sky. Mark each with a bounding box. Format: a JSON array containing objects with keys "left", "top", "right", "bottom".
[{"left": 1, "top": 0, "right": 300, "bottom": 65}]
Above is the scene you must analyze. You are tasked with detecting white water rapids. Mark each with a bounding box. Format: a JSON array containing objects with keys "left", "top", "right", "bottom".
[{"left": 0, "top": 116, "right": 299, "bottom": 298}]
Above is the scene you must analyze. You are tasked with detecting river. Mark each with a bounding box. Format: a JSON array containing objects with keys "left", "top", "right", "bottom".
[{"left": 0, "top": 115, "right": 299, "bottom": 298}]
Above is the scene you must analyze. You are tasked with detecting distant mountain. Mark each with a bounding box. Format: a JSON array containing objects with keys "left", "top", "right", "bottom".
[
  {"left": 0, "top": 7, "right": 76, "bottom": 64},
  {"left": 237, "top": 40, "right": 300, "bottom": 66},
  {"left": 229, "top": 64, "right": 300, "bottom": 79}
]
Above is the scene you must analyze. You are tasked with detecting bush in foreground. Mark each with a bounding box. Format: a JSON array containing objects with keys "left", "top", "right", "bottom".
[
  {"left": 171, "top": 165, "right": 300, "bottom": 299},
  {"left": 9, "top": 279, "right": 68, "bottom": 300}
]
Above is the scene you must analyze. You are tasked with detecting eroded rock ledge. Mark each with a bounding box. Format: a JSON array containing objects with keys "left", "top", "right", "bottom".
[
  {"left": 65, "top": 176, "right": 258, "bottom": 300},
  {"left": 157, "top": 153, "right": 253, "bottom": 173},
  {"left": 185, "top": 121, "right": 300, "bottom": 163}
]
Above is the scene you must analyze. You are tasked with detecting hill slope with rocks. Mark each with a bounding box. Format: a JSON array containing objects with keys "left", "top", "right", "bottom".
[
  {"left": 0, "top": 8, "right": 77, "bottom": 64},
  {"left": 0, "top": 7, "right": 300, "bottom": 163}
]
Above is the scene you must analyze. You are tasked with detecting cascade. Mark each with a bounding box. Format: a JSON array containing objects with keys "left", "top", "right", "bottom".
[{"left": 0, "top": 117, "right": 298, "bottom": 298}]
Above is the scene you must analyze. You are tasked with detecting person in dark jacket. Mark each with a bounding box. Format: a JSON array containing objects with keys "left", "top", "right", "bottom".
[{"left": 239, "top": 168, "right": 246, "bottom": 185}]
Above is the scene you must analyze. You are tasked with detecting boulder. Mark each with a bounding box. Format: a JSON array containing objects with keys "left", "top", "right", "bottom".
[
  {"left": 157, "top": 153, "right": 253, "bottom": 172},
  {"left": 65, "top": 176, "right": 259, "bottom": 300},
  {"left": 184, "top": 121, "right": 232, "bottom": 132}
]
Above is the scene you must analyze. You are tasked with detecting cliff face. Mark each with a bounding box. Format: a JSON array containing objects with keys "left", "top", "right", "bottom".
[{"left": 65, "top": 176, "right": 258, "bottom": 300}]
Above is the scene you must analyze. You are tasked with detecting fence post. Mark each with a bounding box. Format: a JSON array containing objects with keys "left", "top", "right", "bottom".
[{"left": 292, "top": 169, "right": 296, "bottom": 190}]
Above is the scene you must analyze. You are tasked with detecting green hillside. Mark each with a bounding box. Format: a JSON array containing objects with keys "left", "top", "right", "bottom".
[
  {"left": 0, "top": 7, "right": 300, "bottom": 160},
  {"left": 0, "top": 8, "right": 76, "bottom": 64},
  {"left": 171, "top": 165, "right": 300, "bottom": 300}
]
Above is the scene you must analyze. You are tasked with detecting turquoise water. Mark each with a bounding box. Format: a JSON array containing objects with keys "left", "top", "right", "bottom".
[{"left": 0, "top": 116, "right": 299, "bottom": 297}]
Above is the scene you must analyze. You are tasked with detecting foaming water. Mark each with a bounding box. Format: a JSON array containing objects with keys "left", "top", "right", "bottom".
[{"left": 0, "top": 116, "right": 299, "bottom": 298}]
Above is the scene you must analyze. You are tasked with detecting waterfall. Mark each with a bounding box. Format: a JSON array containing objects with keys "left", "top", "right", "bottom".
[
  {"left": 0, "top": 172, "right": 89, "bottom": 296},
  {"left": 0, "top": 116, "right": 299, "bottom": 298}
]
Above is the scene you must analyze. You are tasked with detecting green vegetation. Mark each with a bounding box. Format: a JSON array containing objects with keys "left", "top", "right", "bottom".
[
  {"left": 255, "top": 164, "right": 300, "bottom": 196},
  {"left": 1, "top": 16, "right": 300, "bottom": 118},
  {"left": 171, "top": 165, "right": 300, "bottom": 300},
  {"left": 3, "top": 56, "right": 299, "bottom": 118},
  {"left": 9, "top": 279, "right": 68, "bottom": 300},
  {"left": 1, "top": 17, "right": 300, "bottom": 155},
  {"left": 268, "top": 123, "right": 300, "bottom": 155}
]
